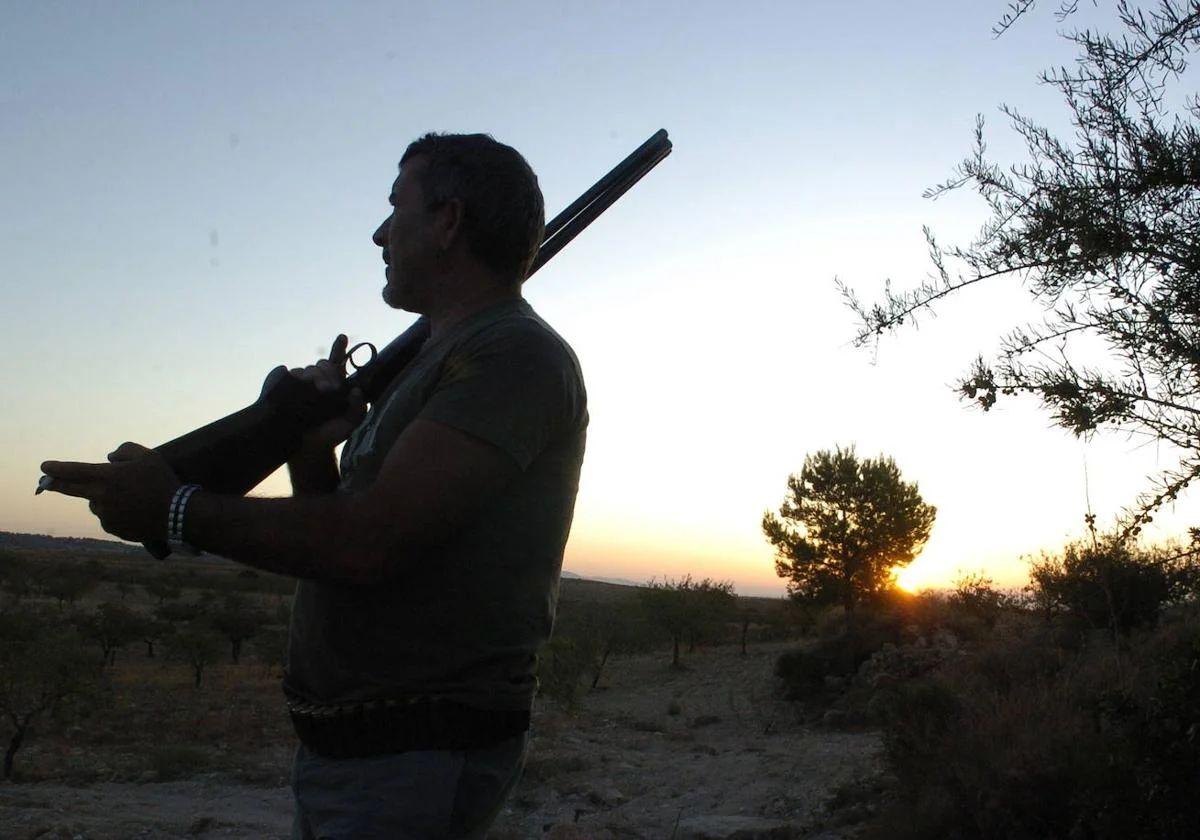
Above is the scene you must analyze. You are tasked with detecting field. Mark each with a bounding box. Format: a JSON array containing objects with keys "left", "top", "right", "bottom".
[
  {"left": 0, "top": 642, "right": 880, "bottom": 839},
  {"left": 8, "top": 533, "right": 1198, "bottom": 838},
  {"left": 0, "top": 535, "right": 880, "bottom": 839}
]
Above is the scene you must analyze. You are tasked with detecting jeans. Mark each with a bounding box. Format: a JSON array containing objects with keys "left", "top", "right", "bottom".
[{"left": 290, "top": 732, "right": 528, "bottom": 839}]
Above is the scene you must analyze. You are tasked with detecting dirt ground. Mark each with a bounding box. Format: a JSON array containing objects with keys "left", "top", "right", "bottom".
[{"left": 0, "top": 642, "right": 881, "bottom": 839}]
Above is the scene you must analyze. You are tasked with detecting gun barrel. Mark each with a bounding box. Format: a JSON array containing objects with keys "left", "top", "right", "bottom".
[
  {"left": 531, "top": 135, "right": 671, "bottom": 275},
  {"left": 542, "top": 129, "right": 671, "bottom": 243}
]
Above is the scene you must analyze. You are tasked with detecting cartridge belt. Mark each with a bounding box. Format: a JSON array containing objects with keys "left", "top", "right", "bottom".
[{"left": 286, "top": 694, "right": 530, "bottom": 759}]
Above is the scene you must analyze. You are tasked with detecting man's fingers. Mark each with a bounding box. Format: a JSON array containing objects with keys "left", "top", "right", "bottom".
[
  {"left": 39, "top": 460, "right": 108, "bottom": 499},
  {"left": 44, "top": 479, "right": 101, "bottom": 500},
  {"left": 329, "top": 334, "right": 348, "bottom": 368},
  {"left": 108, "top": 441, "right": 150, "bottom": 462},
  {"left": 41, "top": 460, "right": 111, "bottom": 481}
]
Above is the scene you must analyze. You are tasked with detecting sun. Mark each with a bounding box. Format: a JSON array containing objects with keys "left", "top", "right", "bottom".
[{"left": 893, "top": 566, "right": 922, "bottom": 593}]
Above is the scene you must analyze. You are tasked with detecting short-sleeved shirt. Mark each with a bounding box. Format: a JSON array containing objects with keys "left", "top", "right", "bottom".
[{"left": 283, "top": 298, "right": 587, "bottom": 711}]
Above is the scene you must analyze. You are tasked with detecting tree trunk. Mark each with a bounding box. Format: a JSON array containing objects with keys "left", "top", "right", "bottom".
[
  {"left": 672, "top": 635, "right": 681, "bottom": 668},
  {"left": 4, "top": 724, "right": 25, "bottom": 780},
  {"left": 231, "top": 639, "right": 242, "bottom": 664},
  {"left": 740, "top": 619, "right": 750, "bottom": 656},
  {"left": 590, "top": 647, "right": 611, "bottom": 690},
  {"left": 193, "top": 665, "right": 203, "bottom": 688},
  {"left": 145, "top": 640, "right": 155, "bottom": 658}
]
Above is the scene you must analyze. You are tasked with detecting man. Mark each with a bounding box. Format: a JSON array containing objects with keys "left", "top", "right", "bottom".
[{"left": 41, "top": 133, "right": 588, "bottom": 838}]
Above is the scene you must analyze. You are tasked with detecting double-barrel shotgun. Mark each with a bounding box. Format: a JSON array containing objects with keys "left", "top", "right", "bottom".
[{"left": 42, "top": 129, "right": 672, "bottom": 558}]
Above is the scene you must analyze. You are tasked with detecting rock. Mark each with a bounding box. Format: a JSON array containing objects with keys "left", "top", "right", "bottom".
[
  {"left": 586, "top": 780, "right": 627, "bottom": 806},
  {"left": 821, "top": 709, "right": 848, "bottom": 727},
  {"left": 188, "top": 816, "right": 214, "bottom": 835},
  {"left": 677, "top": 815, "right": 799, "bottom": 839},
  {"left": 689, "top": 714, "right": 722, "bottom": 728}
]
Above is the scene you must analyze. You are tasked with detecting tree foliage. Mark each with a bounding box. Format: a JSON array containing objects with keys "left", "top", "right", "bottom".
[
  {"left": 166, "top": 621, "right": 223, "bottom": 688},
  {"left": 0, "top": 606, "right": 100, "bottom": 779},
  {"left": 73, "top": 601, "right": 149, "bottom": 667},
  {"left": 841, "top": 1, "right": 1200, "bottom": 535},
  {"left": 1027, "top": 534, "right": 1196, "bottom": 631},
  {"left": 209, "top": 594, "right": 266, "bottom": 663},
  {"left": 638, "top": 576, "right": 736, "bottom": 667},
  {"left": 763, "top": 447, "right": 936, "bottom": 612},
  {"left": 39, "top": 560, "right": 98, "bottom": 610}
]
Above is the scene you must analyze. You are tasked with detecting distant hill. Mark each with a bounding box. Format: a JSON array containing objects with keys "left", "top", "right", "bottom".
[
  {"left": 0, "top": 531, "right": 139, "bottom": 554},
  {"left": 561, "top": 570, "right": 644, "bottom": 588},
  {"left": 0, "top": 531, "right": 783, "bottom": 606}
]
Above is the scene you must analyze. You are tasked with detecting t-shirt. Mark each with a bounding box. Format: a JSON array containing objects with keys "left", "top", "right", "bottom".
[{"left": 283, "top": 298, "right": 588, "bottom": 711}]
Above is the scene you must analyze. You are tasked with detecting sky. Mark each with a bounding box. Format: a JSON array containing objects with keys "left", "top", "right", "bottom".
[{"left": 3, "top": 1, "right": 1196, "bottom": 597}]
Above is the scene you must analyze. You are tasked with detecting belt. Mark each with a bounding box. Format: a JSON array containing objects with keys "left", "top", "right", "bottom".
[{"left": 286, "top": 695, "right": 530, "bottom": 760}]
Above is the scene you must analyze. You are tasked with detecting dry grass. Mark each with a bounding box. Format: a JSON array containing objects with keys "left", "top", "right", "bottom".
[{"left": 16, "top": 655, "right": 294, "bottom": 785}]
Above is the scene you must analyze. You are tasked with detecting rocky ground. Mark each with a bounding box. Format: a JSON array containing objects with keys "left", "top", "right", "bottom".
[{"left": 0, "top": 642, "right": 881, "bottom": 839}]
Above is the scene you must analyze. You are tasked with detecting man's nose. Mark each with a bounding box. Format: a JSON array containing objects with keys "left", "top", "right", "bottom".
[{"left": 372, "top": 217, "right": 389, "bottom": 247}]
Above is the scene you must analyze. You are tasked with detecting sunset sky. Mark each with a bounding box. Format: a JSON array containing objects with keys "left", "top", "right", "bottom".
[{"left": 3, "top": 2, "right": 1196, "bottom": 597}]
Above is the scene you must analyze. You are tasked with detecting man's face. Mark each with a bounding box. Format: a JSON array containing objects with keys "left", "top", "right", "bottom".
[{"left": 372, "top": 158, "right": 438, "bottom": 312}]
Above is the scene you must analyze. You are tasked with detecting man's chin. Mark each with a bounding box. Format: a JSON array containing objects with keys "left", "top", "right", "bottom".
[{"left": 382, "top": 281, "right": 419, "bottom": 313}]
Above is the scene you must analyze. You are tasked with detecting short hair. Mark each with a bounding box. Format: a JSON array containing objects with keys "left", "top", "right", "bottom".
[{"left": 400, "top": 133, "right": 545, "bottom": 282}]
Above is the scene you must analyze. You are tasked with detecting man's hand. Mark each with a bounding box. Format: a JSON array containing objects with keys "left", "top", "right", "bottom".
[
  {"left": 287, "top": 334, "right": 367, "bottom": 452},
  {"left": 40, "top": 443, "right": 181, "bottom": 543}
]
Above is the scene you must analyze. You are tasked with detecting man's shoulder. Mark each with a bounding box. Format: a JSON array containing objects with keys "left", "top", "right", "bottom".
[{"left": 460, "top": 301, "right": 583, "bottom": 376}]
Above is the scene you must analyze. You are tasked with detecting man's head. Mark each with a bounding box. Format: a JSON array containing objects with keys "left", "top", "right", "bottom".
[{"left": 373, "top": 133, "right": 544, "bottom": 312}]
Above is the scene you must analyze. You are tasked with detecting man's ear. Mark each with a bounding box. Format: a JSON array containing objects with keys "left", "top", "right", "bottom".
[{"left": 435, "top": 198, "right": 464, "bottom": 251}]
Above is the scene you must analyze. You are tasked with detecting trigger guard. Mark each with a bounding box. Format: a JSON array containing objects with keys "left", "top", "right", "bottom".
[{"left": 346, "top": 341, "right": 378, "bottom": 371}]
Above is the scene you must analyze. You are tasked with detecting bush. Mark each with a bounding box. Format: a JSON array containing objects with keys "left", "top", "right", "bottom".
[
  {"left": 775, "top": 610, "right": 908, "bottom": 699},
  {"left": 1028, "top": 537, "right": 1183, "bottom": 634},
  {"left": 866, "top": 609, "right": 1200, "bottom": 839},
  {"left": 535, "top": 634, "right": 592, "bottom": 710}
]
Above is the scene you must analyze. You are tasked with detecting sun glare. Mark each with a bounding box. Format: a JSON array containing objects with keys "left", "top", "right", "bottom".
[{"left": 893, "top": 566, "right": 922, "bottom": 593}]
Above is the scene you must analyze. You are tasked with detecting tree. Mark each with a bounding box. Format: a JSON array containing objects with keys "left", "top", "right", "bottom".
[
  {"left": 1027, "top": 535, "right": 1192, "bottom": 633},
  {"left": 140, "top": 614, "right": 169, "bottom": 658},
  {"left": 639, "top": 576, "right": 736, "bottom": 667},
  {"left": 166, "top": 621, "right": 223, "bottom": 688},
  {"left": 73, "top": 601, "right": 147, "bottom": 666},
  {"left": 0, "top": 606, "right": 100, "bottom": 779},
  {"left": 39, "top": 561, "right": 97, "bottom": 610},
  {"left": 209, "top": 594, "right": 266, "bottom": 663},
  {"left": 0, "top": 552, "right": 34, "bottom": 605},
  {"left": 763, "top": 447, "right": 936, "bottom": 613},
  {"left": 142, "top": 574, "right": 182, "bottom": 605},
  {"left": 841, "top": 1, "right": 1200, "bottom": 536}
]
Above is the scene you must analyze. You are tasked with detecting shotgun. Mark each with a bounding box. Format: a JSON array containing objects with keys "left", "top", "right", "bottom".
[{"left": 46, "top": 130, "right": 672, "bottom": 558}]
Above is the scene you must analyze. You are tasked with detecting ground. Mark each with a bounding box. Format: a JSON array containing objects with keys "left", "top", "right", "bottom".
[{"left": 0, "top": 642, "right": 880, "bottom": 839}]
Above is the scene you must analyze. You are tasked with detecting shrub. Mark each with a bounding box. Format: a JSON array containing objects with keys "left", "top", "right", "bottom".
[
  {"left": 1028, "top": 537, "right": 1179, "bottom": 634},
  {"left": 0, "top": 605, "right": 102, "bottom": 779},
  {"left": 535, "top": 635, "right": 592, "bottom": 710},
  {"left": 775, "top": 610, "right": 907, "bottom": 699},
  {"left": 866, "top": 609, "right": 1200, "bottom": 839}
]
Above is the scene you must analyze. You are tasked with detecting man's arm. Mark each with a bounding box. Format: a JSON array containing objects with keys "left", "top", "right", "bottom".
[
  {"left": 183, "top": 418, "right": 520, "bottom": 583},
  {"left": 287, "top": 446, "right": 340, "bottom": 496}
]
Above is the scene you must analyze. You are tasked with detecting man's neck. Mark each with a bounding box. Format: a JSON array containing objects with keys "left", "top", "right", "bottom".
[{"left": 426, "top": 281, "right": 522, "bottom": 340}]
